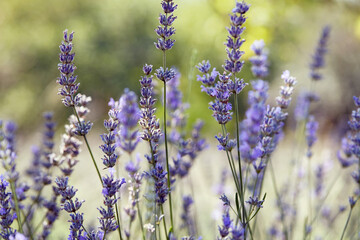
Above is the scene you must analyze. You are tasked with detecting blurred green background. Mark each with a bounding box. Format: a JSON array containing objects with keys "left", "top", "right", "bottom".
[{"left": 1, "top": 0, "right": 360, "bottom": 238}]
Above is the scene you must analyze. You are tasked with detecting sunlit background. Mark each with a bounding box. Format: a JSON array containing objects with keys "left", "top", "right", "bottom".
[{"left": 1, "top": 0, "right": 360, "bottom": 239}]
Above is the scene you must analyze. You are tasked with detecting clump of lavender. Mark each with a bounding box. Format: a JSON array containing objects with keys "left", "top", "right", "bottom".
[
  {"left": 310, "top": 26, "right": 331, "bottom": 81},
  {"left": 0, "top": 175, "right": 16, "bottom": 239},
  {"left": 54, "top": 177, "right": 85, "bottom": 239}
]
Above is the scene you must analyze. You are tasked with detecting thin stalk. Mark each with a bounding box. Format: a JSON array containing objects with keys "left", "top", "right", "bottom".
[
  {"left": 162, "top": 51, "right": 174, "bottom": 233},
  {"left": 340, "top": 207, "right": 353, "bottom": 240},
  {"left": 34, "top": 214, "right": 47, "bottom": 234},
  {"left": 269, "top": 160, "right": 289, "bottom": 240},
  {"left": 309, "top": 174, "right": 340, "bottom": 226},
  {"left": 115, "top": 200, "right": 124, "bottom": 240},
  {"left": 22, "top": 187, "right": 44, "bottom": 227},
  {"left": 161, "top": 205, "right": 169, "bottom": 240},
  {"left": 72, "top": 107, "right": 102, "bottom": 185},
  {"left": 9, "top": 180, "right": 23, "bottom": 233},
  {"left": 102, "top": 233, "right": 106, "bottom": 240},
  {"left": 223, "top": 121, "right": 251, "bottom": 238},
  {"left": 20, "top": 208, "right": 34, "bottom": 240},
  {"left": 307, "top": 155, "right": 313, "bottom": 237},
  {"left": 137, "top": 201, "right": 146, "bottom": 240}
]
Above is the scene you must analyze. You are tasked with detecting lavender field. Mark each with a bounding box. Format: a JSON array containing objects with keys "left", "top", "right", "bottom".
[{"left": 0, "top": 0, "right": 360, "bottom": 239}]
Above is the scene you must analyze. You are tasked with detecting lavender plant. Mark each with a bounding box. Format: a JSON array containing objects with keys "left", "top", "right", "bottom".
[{"left": 1, "top": 1, "right": 359, "bottom": 240}]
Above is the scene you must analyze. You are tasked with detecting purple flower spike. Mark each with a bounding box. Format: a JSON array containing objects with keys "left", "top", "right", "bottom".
[
  {"left": 250, "top": 39, "right": 268, "bottom": 79},
  {"left": 310, "top": 26, "right": 331, "bottom": 81},
  {"left": 305, "top": 115, "right": 319, "bottom": 158},
  {"left": 276, "top": 70, "right": 297, "bottom": 109},
  {"left": 54, "top": 176, "right": 85, "bottom": 239},
  {"left": 218, "top": 209, "right": 232, "bottom": 238},
  {"left": 98, "top": 172, "right": 126, "bottom": 234},
  {"left": 57, "top": 29, "right": 81, "bottom": 107},
  {"left": 155, "top": 0, "right": 177, "bottom": 51},
  {"left": 224, "top": 1, "right": 249, "bottom": 75}
]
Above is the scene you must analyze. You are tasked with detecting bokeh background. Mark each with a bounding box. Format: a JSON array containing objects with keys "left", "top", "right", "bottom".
[{"left": 1, "top": 0, "right": 360, "bottom": 239}]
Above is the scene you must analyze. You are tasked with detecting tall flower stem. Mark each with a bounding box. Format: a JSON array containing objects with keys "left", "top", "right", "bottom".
[
  {"left": 234, "top": 94, "right": 246, "bottom": 223},
  {"left": 340, "top": 207, "right": 353, "bottom": 240},
  {"left": 269, "top": 160, "right": 289, "bottom": 240},
  {"left": 115, "top": 200, "right": 124, "bottom": 240},
  {"left": 161, "top": 205, "right": 168, "bottom": 239},
  {"left": 162, "top": 51, "right": 174, "bottom": 234},
  {"left": 137, "top": 201, "right": 146, "bottom": 240},
  {"left": 72, "top": 106, "right": 102, "bottom": 185}
]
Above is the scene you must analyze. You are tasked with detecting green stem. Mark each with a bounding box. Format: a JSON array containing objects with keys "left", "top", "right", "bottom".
[
  {"left": 22, "top": 187, "right": 44, "bottom": 227},
  {"left": 340, "top": 207, "right": 353, "bottom": 240},
  {"left": 161, "top": 205, "right": 169, "bottom": 240},
  {"left": 269, "top": 161, "right": 289, "bottom": 240},
  {"left": 162, "top": 51, "right": 174, "bottom": 234},
  {"left": 115, "top": 200, "right": 124, "bottom": 240},
  {"left": 72, "top": 107, "right": 102, "bottom": 186},
  {"left": 137, "top": 201, "right": 146, "bottom": 240}
]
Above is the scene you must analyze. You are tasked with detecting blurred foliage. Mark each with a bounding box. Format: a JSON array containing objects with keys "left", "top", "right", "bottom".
[{"left": 0, "top": 0, "right": 360, "bottom": 135}]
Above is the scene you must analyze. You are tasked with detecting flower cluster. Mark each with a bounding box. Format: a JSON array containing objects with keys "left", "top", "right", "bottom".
[
  {"left": 240, "top": 80, "right": 269, "bottom": 163},
  {"left": 139, "top": 65, "right": 162, "bottom": 165},
  {"left": 224, "top": 1, "right": 249, "bottom": 74},
  {"left": 100, "top": 110, "right": 119, "bottom": 169},
  {"left": 250, "top": 40, "right": 269, "bottom": 79},
  {"left": 150, "top": 163, "right": 169, "bottom": 205},
  {"left": 155, "top": 0, "right": 177, "bottom": 51},
  {"left": 310, "top": 26, "right": 331, "bottom": 81},
  {"left": 54, "top": 177, "right": 85, "bottom": 239},
  {"left": 338, "top": 96, "right": 360, "bottom": 192},
  {"left": 113, "top": 89, "right": 141, "bottom": 154},
  {"left": 305, "top": 115, "right": 319, "bottom": 158},
  {"left": 98, "top": 172, "right": 126, "bottom": 235},
  {"left": 57, "top": 30, "right": 80, "bottom": 107}
]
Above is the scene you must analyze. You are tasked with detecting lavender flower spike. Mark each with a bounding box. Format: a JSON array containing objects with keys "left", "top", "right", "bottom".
[
  {"left": 306, "top": 115, "right": 319, "bottom": 158},
  {"left": 57, "top": 29, "right": 80, "bottom": 107},
  {"left": 98, "top": 170, "right": 126, "bottom": 235},
  {"left": 310, "top": 26, "right": 331, "bottom": 81},
  {"left": 250, "top": 39, "right": 268, "bottom": 79},
  {"left": 224, "top": 1, "right": 250, "bottom": 74},
  {"left": 54, "top": 176, "right": 85, "bottom": 239},
  {"left": 155, "top": 0, "right": 177, "bottom": 51},
  {"left": 276, "top": 70, "right": 297, "bottom": 109}
]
